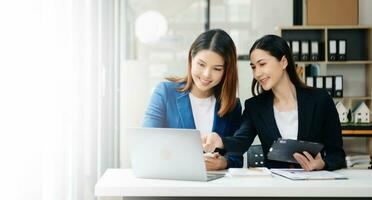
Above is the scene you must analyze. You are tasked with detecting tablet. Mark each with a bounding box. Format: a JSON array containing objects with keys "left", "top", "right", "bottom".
[{"left": 267, "top": 138, "right": 324, "bottom": 164}]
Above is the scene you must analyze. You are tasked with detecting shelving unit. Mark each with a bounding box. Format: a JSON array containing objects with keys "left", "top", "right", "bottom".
[{"left": 279, "top": 26, "right": 372, "bottom": 140}]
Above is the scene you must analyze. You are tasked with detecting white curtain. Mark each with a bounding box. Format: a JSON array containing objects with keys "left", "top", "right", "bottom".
[{"left": 0, "top": 1, "right": 119, "bottom": 200}]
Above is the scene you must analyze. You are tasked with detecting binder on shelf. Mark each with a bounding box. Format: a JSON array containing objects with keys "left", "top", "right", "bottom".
[
  {"left": 329, "top": 40, "right": 337, "bottom": 61},
  {"left": 334, "top": 75, "right": 343, "bottom": 97},
  {"left": 292, "top": 41, "right": 300, "bottom": 61},
  {"left": 338, "top": 40, "right": 347, "bottom": 61},
  {"left": 325, "top": 76, "right": 333, "bottom": 96},
  {"left": 310, "top": 41, "right": 319, "bottom": 61},
  {"left": 301, "top": 41, "right": 309, "bottom": 61},
  {"left": 315, "top": 76, "right": 323, "bottom": 89},
  {"left": 306, "top": 76, "right": 314, "bottom": 87}
]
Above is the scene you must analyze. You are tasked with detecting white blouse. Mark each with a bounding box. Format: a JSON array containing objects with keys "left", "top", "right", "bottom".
[
  {"left": 273, "top": 106, "right": 298, "bottom": 140},
  {"left": 189, "top": 93, "right": 216, "bottom": 133}
]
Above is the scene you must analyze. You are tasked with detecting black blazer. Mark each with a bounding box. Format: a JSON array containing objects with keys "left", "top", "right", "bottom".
[{"left": 222, "top": 86, "right": 346, "bottom": 170}]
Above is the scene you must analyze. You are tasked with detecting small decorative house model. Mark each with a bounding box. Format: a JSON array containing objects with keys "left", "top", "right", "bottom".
[
  {"left": 352, "top": 102, "right": 370, "bottom": 123},
  {"left": 335, "top": 101, "right": 348, "bottom": 123}
]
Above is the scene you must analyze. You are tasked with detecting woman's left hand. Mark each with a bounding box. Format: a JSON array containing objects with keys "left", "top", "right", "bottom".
[
  {"left": 204, "top": 154, "right": 227, "bottom": 171},
  {"left": 293, "top": 152, "right": 325, "bottom": 171}
]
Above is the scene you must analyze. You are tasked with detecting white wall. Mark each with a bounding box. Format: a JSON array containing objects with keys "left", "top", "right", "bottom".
[
  {"left": 359, "top": 0, "right": 372, "bottom": 25},
  {"left": 239, "top": 0, "right": 293, "bottom": 102}
]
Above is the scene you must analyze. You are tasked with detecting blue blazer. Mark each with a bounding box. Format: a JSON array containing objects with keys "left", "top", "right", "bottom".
[
  {"left": 143, "top": 81, "right": 243, "bottom": 168},
  {"left": 222, "top": 86, "right": 346, "bottom": 170}
]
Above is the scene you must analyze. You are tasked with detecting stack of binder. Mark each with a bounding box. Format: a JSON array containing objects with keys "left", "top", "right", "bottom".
[
  {"left": 328, "top": 39, "right": 347, "bottom": 61},
  {"left": 305, "top": 75, "right": 343, "bottom": 97},
  {"left": 288, "top": 40, "right": 321, "bottom": 61}
]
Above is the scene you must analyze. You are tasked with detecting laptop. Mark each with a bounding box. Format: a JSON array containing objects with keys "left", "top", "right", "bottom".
[{"left": 128, "top": 127, "right": 225, "bottom": 181}]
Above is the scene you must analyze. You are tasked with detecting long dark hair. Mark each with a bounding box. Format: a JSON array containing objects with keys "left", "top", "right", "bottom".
[
  {"left": 249, "top": 34, "right": 305, "bottom": 96},
  {"left": 167, "top": 29, "right": 238, "bottom": 117}
]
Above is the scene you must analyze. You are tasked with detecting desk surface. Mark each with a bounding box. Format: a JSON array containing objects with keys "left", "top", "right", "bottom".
[{"left": 95, "top": 169, "right": 372, "bottom": 197}]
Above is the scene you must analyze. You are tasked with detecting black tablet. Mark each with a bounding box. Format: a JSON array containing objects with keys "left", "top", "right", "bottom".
[{"left": 267, "top": 138, "right": 324, "bottom": 164}]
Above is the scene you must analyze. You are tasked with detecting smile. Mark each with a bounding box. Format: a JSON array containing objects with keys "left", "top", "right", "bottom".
[
  {"left": 259, "top": 77, "right": 269, "bottom": 85},
  {"left": 199, "top": 78, "right": 212, "bottom": 85}
]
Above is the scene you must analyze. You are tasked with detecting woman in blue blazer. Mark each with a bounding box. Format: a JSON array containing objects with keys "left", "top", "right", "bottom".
[
  {"left": 143, "top": 29, "right": 242, "bottom": 170},
  {"left": 203, "top": 35, "right": 346, "bottom": 171}
]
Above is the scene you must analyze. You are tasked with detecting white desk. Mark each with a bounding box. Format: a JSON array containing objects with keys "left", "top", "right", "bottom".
[{"left": 95, "top": 169, "right": 372, "bottom": 198}]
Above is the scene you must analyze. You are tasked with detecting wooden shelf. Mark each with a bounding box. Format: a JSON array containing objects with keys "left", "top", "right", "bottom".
[
  {"left": 327, "top": 61, "right": 372, "bottom": 64},
  {"left": 333, "top": 96, "right": 372, "bottom": 100},
  {"left": 295, "top": 61, "right": 326, "bottom": 65},
  {"left": 280, "top": 25, "right": 372, "bottom": 138},
  {"left": 295, "top": 61, "right": 372, "bottom": 65},
  {"left": 342, "top": 124, "right": 372, "bottom": 136},
  {"left": 279, "top": 25, "right": 372, "bottom": 30},
  {"left": 342, "top": 130, "right": 372, "bottom": 136},
  {"left": 280, "top": 26, "right": 371, "bottom": 62},
  {"left": 280, "top": 26, "right": 372, "bottom": 101}
]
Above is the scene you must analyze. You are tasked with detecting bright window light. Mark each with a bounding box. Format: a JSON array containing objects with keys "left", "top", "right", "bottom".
[{"left": 135, "top": 11, "right": 168, "bottom": 44}]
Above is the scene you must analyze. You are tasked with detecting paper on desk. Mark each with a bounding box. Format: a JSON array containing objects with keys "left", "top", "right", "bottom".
[
  {"left": 270, "top": 168, "right": 347, "bottom": 180},
  {"left": 227, "top": 167, "right": 272, "bottom": 176}
]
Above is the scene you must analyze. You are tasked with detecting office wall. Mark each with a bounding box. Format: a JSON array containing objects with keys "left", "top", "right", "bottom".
[
  {"left": 237, "top": 0, "right": 292, "bottom": 104},
  {"left": 359, "top": 0, "right": 372, "bottom": 25}
]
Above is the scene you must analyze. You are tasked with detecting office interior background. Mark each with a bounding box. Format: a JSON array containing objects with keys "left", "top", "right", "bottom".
[{"left": 0, "top": 0, "right": 371, "bottom": 200}]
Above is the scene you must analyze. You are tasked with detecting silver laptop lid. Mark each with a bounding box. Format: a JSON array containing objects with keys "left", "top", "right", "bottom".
[{"left": 128, "top": 127, "right": 208, "bottom": 181}]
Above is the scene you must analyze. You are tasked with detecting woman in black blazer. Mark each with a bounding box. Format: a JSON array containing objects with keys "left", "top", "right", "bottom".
[{"left": 202, "top": 35, "right": 346, "bottom": 171}]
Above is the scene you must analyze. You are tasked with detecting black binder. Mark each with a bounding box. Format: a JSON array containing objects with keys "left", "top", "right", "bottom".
[
  {"left": 315, "top": 76, "right": 324, "bottom": 89},
  {"left": 301, "top": 41, "right": 309, "bottom": 61},
  {"left": 292, "top": 41, "right": 300, "bottom": 61},
  {"left": 325, "top": 76, "right": 334, "bottom": 96},
  {"left": 329, "top": 40, "right": 337, "bottom": 61},
  {"left": 334, "top": 75, "right": 343, "bottom": 97},
  {"left": 306, "top": 76, "right": 314, "bottom": 87},
  {"left": 338, "top": 39, "right": 347, "bottom": 61},
  {"left": 310, "top": 41, "right": 319, "bottom": 61}
]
